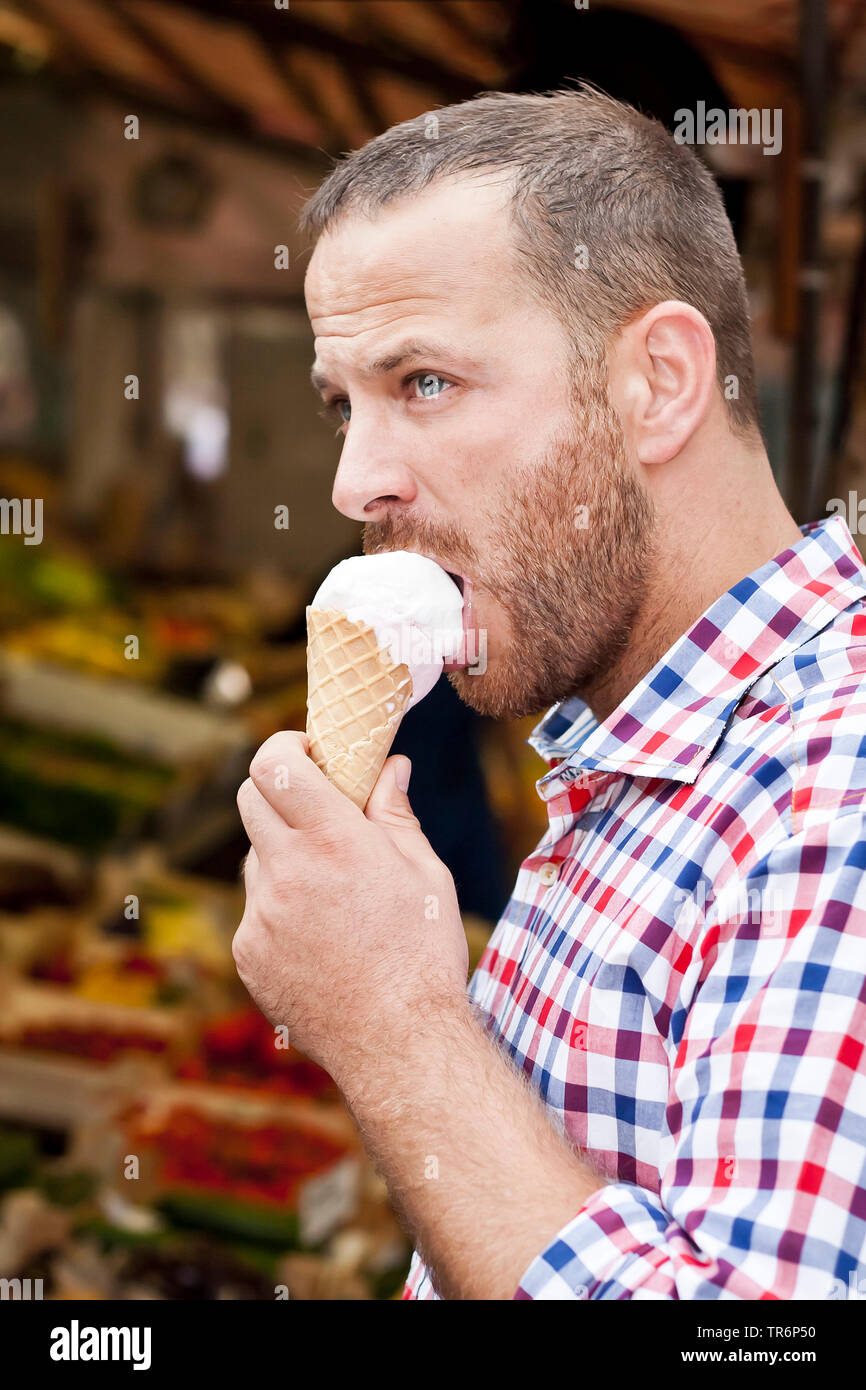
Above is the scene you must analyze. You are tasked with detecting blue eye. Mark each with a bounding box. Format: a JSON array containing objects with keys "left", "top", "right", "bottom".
[
  {"left": 337, "top": 399, "right": 351, "bottom": 422},
  {"left": 413, "top": 373, "right": 448, "bottom": 398}
]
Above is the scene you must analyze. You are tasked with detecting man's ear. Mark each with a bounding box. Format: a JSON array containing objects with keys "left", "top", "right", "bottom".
[{"left": 611, "top": 300, "right": 717, "bottom": 465}]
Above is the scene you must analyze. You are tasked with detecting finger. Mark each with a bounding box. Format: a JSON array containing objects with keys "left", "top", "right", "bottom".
[
  {"left": 237, "top": 777, "right": 293, "bottom": 855},
  {"left": 248, "top": 730, "right": 357, "bottom": 834},
  {"left": 240, "top": 845, "right": 259, "bottom": 890},
  {"left": 365, "top": 756, "right": 437, "bottom": 866}
]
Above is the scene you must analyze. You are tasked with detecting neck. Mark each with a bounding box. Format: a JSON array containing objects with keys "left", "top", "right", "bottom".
[{"left": 580, "top": 437, "right": 804, "bottom": 724}]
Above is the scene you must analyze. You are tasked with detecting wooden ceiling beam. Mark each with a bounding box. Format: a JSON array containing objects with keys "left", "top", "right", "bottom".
[
  {"left": 443, "top": 0, "right": 512, "bottom": 45},
  {"left": 344, "top": 65, "right": 387, "bottom": 138},
  {"left": 274, "top": 49, "right": 344, "bottom": 154},
  {"left": 26, "top": 0, "right": 190, "bottom": 101},
  {"left": 170, "top": 0, "right": 483, "bottom": 99},
  {"left": 46, "top": 61, "right": 328, "bottom": 167},
  {"left": 105, "top": 0, "right": 326, "bottom": 150},
  {"left": 692, "top": 31, "right": 798, "bottom": 83},
  {"left": 108, "top": 0, "right": 241, "bottom": 121},
  {"left": 436, "top": 0, "right": 511, "bottom": 53},
  {"left": 284, "top": 45, "right": 378, "bottom": 149},
  {"left": 26, "top": 0, "right": 331, "bottom": 158},
  {"left": 361, "top": 0, "right": 504, "bottom": 85}
]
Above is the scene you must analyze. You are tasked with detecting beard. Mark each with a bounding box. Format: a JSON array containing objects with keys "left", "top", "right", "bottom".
[{"left": 364, "top": 368, "right": 657, "bottom": 719}]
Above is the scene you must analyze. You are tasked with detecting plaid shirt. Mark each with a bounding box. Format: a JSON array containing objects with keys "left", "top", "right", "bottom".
[{"left": 404, "top": 514, "right": 866, "bottom": 1300}]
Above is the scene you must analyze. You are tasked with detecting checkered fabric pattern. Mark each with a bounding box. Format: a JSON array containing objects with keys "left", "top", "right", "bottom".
[{"left": 404, "top": 515, "right": 866, "bottom": 1300}]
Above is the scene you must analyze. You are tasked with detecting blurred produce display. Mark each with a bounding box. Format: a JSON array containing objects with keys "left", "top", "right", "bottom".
[
  {"left": 0, "top": 846, "right": 411, "bottom": 1299},
  {"left": 0, "top": 497, "right": 410, "bottom": 1298},
  {"left": 0, "top": 463, "right": 537, "bottom": 1301}
]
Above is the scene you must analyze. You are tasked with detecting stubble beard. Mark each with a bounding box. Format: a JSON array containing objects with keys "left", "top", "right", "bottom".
[{"left": 365, "top": 374, "right": 657, "bottom": 720}]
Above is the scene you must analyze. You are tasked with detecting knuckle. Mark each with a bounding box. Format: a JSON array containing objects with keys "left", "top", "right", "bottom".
[
  {"left": 236, "top": 777, "right": 254, "bottom": 811},
  {"left": 248, "top": 749, "right": 277, "bottom": 786},
  {"left": 378, "top": 807, "right": 422, "bottom": 835},
  {"left": 249, "top": 730, "right": 305, "bottom": 785},
  {"left": 307, "top": 809, "right": 340, "bottom": 848},
  {"left": 231, "top": 921, "right": 250, "bottom": 967}
]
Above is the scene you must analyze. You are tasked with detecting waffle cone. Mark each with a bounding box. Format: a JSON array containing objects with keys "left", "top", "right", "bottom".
[{"left": 306, "top": 607, "right": 413, "bottom": 809}]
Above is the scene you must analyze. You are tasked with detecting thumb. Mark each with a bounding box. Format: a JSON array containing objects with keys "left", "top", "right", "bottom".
[{"left": 365, "top": 756, "right": 430, "bottom": 858}]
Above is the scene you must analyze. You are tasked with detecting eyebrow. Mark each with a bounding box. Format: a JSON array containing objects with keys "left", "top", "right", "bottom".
[{"left": 310, "top": 339, "right": 459, "bottom": 394}]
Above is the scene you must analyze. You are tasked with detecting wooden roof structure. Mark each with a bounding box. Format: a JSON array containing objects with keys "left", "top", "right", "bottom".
[
  {"left": 2, "top": 0, "right": 863, "bottom": 162},
  {"left": 2, "top": 0, "right": 863, "bottom": 517},
  {"left": 5, "top": 0, "right": 510, "bottom": 159}
]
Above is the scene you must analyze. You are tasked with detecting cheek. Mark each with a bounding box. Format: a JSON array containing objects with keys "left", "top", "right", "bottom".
[{"left": 462, "top": 405, "right": 531, "bottom": 468}]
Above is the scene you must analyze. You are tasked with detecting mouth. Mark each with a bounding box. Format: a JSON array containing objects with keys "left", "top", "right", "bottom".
[
  {"left": 438, "top": 565, "right": 476, "bottom": 671},
  {"left": 415, "top": 552, "right": 469, "bottom": 594}
]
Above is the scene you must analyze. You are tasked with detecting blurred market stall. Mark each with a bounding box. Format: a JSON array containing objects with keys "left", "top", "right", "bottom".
[{"left": 0, "top": 0, "right": 863, "bottom": 1300}]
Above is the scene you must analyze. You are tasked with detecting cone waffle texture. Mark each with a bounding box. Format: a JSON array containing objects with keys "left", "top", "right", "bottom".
[{"left": 306, "top": 607, "right": 413, "bottom": 809}]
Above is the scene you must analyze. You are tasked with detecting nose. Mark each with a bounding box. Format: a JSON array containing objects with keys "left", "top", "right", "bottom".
[{"left": 331, "top": 415, "right": 418, "bottom": 522}]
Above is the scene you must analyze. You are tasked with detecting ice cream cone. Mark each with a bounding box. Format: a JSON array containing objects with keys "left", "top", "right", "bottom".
[{"left": 306, "top": 607, "right": 413, "bottom": 809}]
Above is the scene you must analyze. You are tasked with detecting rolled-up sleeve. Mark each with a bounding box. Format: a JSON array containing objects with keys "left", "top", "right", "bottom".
[{"left": 515, "top": 811, "right": 866, "bottom": 1300}]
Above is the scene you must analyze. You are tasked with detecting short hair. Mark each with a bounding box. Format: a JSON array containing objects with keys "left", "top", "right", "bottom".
[{"left": 300, "top": 85, "right": 760, "bottom": 437}]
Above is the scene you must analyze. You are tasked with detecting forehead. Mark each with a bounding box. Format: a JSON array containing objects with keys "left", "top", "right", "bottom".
[{"left": 304, "top": 176, "right": 520, "bottom": 332}]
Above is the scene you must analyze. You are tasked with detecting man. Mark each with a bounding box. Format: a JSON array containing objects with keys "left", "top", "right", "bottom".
[{"left": 234, "top": 88, "right": 866, "bottom": 1300}]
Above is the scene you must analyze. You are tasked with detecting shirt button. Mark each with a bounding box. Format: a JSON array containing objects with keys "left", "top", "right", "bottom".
[{"left": 538, "top": 861, "right": 559, "bottom": 885}]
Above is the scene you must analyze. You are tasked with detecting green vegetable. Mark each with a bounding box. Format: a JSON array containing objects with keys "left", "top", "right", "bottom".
[
  {"left": 0, "top": 1128, "right": 39, "bottom": 1190},
  {"left": 73, "top": 1217, "right": 175, "bottom": 1252},
  {"left": 156, "top": 1191, "right": 300, "bottom": 1248},
  {"left": 36, "top": 1168, "right": 96, "bottom": 1208}
]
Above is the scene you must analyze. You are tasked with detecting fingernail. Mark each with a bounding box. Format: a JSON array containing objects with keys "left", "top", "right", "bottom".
[{"left": 395, "top": 758, "right": 412, "bottom": 793}]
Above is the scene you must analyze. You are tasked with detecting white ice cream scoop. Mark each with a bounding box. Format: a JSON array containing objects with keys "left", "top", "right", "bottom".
[{"left": 310, "top": 551, "right": 464, "bottom": 708}]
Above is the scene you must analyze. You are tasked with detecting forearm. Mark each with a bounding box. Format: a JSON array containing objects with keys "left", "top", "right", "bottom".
[{"left": 332, "top": 991, "right": 604, "bottom": 1300}]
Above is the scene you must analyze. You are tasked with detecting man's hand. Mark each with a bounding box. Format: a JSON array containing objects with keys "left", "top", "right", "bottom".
[
  {"left": 233, "top": 731, "right": 469, "bottom": 1081},
  {"left": 234, "top": 730, "right": 604, "bottom": 1299}
]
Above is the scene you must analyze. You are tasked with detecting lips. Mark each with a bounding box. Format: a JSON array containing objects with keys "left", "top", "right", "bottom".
[
  {"left": 442, "top": 570, "right": 476, "bottom": 671},
  {"left": 419, "top": 556, "right": 469, "bottom": 598}
]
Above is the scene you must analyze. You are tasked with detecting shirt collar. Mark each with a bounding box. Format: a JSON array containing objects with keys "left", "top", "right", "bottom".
[{"left": 530, "top": 514, "right": 866, "bottom": 787}]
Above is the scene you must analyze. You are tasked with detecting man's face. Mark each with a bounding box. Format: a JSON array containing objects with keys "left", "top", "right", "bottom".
[{"left": 305, "top": 176, "right": 655, "bottom": 718}]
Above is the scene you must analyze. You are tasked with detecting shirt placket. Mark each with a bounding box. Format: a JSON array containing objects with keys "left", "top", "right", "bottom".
[{"left": 495, "top": 766, "right": 601, "bottom": 1035}]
